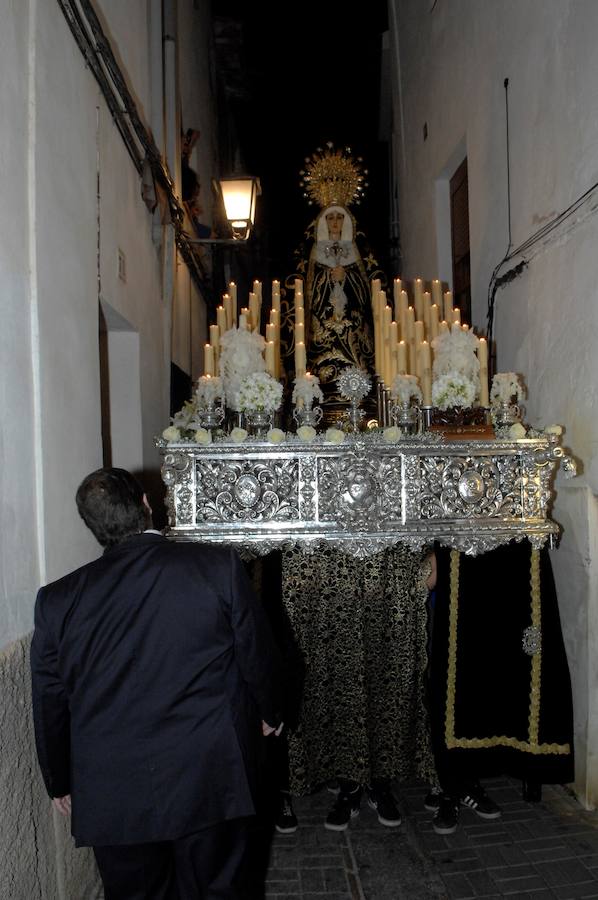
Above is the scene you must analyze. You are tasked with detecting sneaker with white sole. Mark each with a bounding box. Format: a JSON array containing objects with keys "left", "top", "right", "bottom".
[
  {"left": 459, "top": 787, "right": 501, "bottom": 819},
  {"left": 367, "top": 785, "right": 402, "bottom": 827},
  {"left": 424, "top": 787, "right": 442, "bottom": 811},
  {"left": 433, "top": 797, "right": 459, "bottom": 834},
  {"left": 324, "top": 787, "right": 362, "bottom": 831}
]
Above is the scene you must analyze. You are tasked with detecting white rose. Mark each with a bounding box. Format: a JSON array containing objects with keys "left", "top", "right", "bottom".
[
  {"left": 230, "top": 427, "right": 248, "bottom": 443},
  {"left": 297, "top": 425, "right": 317, "bottom": 442},
  {"left": 267, "top": 428, "right": 286, "bottom": 444},
  {"left": 544, "top": 424, "right": 563, "bottom": 436},
  {"left": 509, "top": 422, "right": 527, "bottom": 439},
  {"left": 325, "top": 427, "right": 345, "bottom": 444},
  {"left": 162, "top": 426, "right": 181, "bottom": 442},
  {"left": 194, "top": 428, "right": 212, "bottom": 445},
  {"left": 383, "top": 426, "right": 401, "bottom": 443}
]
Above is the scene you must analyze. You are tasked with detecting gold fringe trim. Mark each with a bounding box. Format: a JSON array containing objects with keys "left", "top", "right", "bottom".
[{"left": 444, "top": 547, "right": 570, "bottom": 756}]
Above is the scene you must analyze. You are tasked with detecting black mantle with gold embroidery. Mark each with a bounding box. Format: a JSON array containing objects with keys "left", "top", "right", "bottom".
[{"left": 428, "top": 542, "right": 574, "bottom": 786}]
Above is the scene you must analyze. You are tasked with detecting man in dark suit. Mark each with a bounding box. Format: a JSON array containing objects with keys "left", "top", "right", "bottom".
[{"left": 31, "top": 467, "right": 283, "bottom": 899}]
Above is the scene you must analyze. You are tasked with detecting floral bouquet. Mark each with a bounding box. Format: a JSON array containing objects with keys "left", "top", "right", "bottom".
[
  {"left": 237, "top": 371, "right": 283, "bottom": 413},
  {"left": 429, "top": 324, "right": 484, "bottom": 423},
  {"left": 196, "top": 375, "right": 225, "bottom": 408},
  {"left": 292, "top": 373, "right": 324, "bottom": 408},
  {"left": 219, "top": 326, "right": 266, "bottom": 410},
  {"left": 391, "top": 373, "right": 422, "bottom": 405},
  {"left": 490, "top": 372, "right": 525, "bottom": 405}
]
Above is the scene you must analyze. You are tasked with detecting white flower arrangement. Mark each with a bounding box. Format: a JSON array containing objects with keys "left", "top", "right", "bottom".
[
  {"left": 229, "top": 427, "right": 248, "bottom": 443},
  {"left": 390, "top": 373, "right": 422, "bottom": 405},
  {"left": 490, "top": 372, "right": 525, "bottom": 405},
  {"left": 162, "top": 425, "right": 181, "bottom": 442},
  {"left": 297, "top": 424, "right": 317, "bottom": 442},
  {"left": 171, "top": 398, "right": 199, "bottom": 432},
  {"left": 431, "top": 325, "right": 480, "bottom": 408},
  {"left": 325, "top": 427, "right": 346, "bottom": 444},
  {"left": 194, "top": 427, "right": 212, "bottom": 444},
  {"left": 509, "top": 422, "right": 527, "bottom": 439},
  {"left": 382, "top": 425, "right": 401, "bottom": 442},
  {"left": 219, "top": 326, "right": 266, "bottom": 410},
  {"left": 196, "top": 375, "right": 225, "bottom": 407},
  {"left": 292, "top": 373, "right": 324, "bottom": 408},
  {"left": 432, "top": 373, "right": 477, "bottom": 411},
  {"left": 267, "top": 427, "right": 286, "bottom": 444},
  {"left": 236, "top": 371, "right": 283, "bottom": 413}
]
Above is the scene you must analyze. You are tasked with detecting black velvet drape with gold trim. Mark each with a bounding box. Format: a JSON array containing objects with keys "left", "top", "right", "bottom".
[{"left": 429, "top": 541, "right": 574, "bottom": 788}]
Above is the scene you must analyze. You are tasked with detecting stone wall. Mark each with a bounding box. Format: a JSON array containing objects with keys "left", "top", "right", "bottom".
[{"left": 0, "top": 636, "right": 102, "bottom": 900}]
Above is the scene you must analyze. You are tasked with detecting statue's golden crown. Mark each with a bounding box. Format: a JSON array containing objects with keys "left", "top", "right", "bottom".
[{"left": 300, "top": 143, "right": 368, "bottom": 209}]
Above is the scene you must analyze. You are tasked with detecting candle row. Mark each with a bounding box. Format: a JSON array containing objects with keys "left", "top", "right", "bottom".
[
  {"left": 372, "top": 277, "right": 489, "bottom": 407},
  {"left": 204, "top": 279, "right": 283, "bottom": 379}
]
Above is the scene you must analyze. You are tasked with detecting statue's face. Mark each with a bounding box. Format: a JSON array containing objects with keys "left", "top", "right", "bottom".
[{"left": 325, "top": 211, "right": 344, "bottom": 239}]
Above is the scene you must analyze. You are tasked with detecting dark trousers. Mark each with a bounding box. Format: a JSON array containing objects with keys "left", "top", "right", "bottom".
[{"left": 93, "top": 817, "right": 250, "bottom": 900}]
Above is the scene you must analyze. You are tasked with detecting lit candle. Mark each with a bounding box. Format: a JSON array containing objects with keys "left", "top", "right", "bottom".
[
  {"left": 439, "top": 320, "right": 450, "bottom": 336},
  {"left": 295, "top": 306, "right": 305, "bottom": 327},
  {"left": 443, "top": 290, "right": 453, "bottom": 323},
  {"left": 238, "top": 313, "right": 248, "bottom": 330},
  {"left": 271, "top": 280, "right": 281, "bottom": 313},
  {"left": 216, "top": 306, "right": 227, "bottom": 334},
  {"left": 371, "top": 277, "right": 381, "bottom": 301},
  {"left": 249, "top": 293, "right": 260, "bottom": 331},
  {"left": 204, "top": 343, "right": 215, "bottom": 376},
  {"left": 266, "top": 323, "right": 276, "bottom": 344},
  {"left": 269, "top": 307, "right": 279, "bottom": 328},
  {"left": 422, "top": 291, "right": 432, "bottom": 336},
  {"left": 431, "top": 279, "right": 443, "bottom": 308},
  {"left": 295, "top": 340, "right": 306, "bottom": 376},
  {"left": 223, "top": 294, "right": 233, "bottom": 330},
  {"left": 406, "top": 306, "right": 415, "bottom": 342},
  {"left": 420, "top": 341, "right": 432, "bottom": 406},
  {"left": 393, "top": 278, "right": 403, "bottom": 321},
  {"left": 413, "top": 278, "right": 424, "bottom": 322},
  {"left": 430, "top": 304, "right": 439, "bottom": 340},
  {"left": 478, "top": 338, "right": 489, "bottom": 407},
  {"left": 209, "top": 325, "right": 220, "bottom": 369},
  {"left": 414, "top": 320, "right": 425, "bottom": 346},
  {"left": 265, "top": 341, "right": 276, "bottom": 377},
  {"left": 294, "top": 289, "right": 304, "bottom": 310},
  {"left": 452, "top": 307, "right": 461, "bottom": 326},
  {"left": 389, "top": 321, "right": 399, "bottom": 382},
  {"left": 295, "top": 321, "right": 305, "bottom": 345},
  {"left": 228, "top": 282, "right": 237, "bottom": 324},
  {"left": 397, "top": 341, "right": 408, "bottom": 374}
]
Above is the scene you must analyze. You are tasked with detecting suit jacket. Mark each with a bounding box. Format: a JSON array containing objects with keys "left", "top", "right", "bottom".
[{"left": 31, "top": 533, "right": 282, "bottom": 847}]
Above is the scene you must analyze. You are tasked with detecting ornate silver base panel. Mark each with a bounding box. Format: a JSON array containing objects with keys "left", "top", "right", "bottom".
[{"left": 158, "top": 434, "right": 571, "bottom": 558}]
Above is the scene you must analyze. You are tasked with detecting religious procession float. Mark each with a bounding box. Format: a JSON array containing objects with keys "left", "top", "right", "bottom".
[{"left": 157, "top": 145, "right": 576, "bottom": 559}]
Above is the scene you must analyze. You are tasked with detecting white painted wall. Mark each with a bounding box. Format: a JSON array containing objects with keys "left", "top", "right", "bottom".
[{"left": 391, "top": 0, "right": 598, "bottom": 805}]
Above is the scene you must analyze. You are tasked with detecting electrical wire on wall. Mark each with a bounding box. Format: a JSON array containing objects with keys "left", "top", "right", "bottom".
[{"left": 486, "top": 77, "right": 598, "bottom": 374}]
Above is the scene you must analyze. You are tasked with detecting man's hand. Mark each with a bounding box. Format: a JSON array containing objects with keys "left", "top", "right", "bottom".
[
  {"left": 262, "top": 720, "right": 284, "bottom": 737},
  {"left": 52, "top": 795, "right": 71, "bottom": 816}
]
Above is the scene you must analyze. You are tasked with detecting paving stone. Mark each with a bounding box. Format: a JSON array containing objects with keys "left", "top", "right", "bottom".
[
  {"left": 440, "top": 872, "right": 477, "bottom": 898},
  {"left": 535, "top": 859, "right": 596, "bottom": 887}
]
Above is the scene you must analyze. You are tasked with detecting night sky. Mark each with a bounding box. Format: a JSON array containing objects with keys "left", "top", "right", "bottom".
[{"left": 212, "top": 1, "right": 390, "bottom": 284}]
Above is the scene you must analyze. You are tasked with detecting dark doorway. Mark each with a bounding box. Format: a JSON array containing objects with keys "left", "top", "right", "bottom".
[{"left": 450, "top": 158, "right": 471, "bottom": 324}]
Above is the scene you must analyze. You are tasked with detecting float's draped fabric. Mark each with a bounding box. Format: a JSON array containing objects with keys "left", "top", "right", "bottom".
[
  {"left": 429, "top": 541, "right": 574, "bottom": 787},
  {"left": 281, "top": 545, "right": 436, "bottom": 795}
]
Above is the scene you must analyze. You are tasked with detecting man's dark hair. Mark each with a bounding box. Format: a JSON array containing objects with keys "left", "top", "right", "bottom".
[{"left": 76, "top": 468, "right": 150, "bottom": 548}]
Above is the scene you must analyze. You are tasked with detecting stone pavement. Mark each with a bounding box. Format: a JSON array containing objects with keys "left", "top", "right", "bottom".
[{"left": 263, "top": 778, "right": 598, "bottom": 899}]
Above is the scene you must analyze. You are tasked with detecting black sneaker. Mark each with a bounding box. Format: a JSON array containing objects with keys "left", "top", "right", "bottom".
[
  {"left": 459, "top": 787, "right": 501, "bottom": 820},
  {"left": 324, "top": 787, "right": 361, "bottom": 831},
  {"left": 424, "top": 787, "right": 442, "bottom": 811},
  {"left": 433, "top": 797, "right": 459, "bottom": 835},
  {"left": 367, "top": 785, "right": 402, "bottom": 827},
  {"left": 275, "top": 792, "right": 298, "bottom": 834}
]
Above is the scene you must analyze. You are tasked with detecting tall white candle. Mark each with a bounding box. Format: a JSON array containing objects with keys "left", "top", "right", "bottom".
[
  {"left": 216, "top": 306, "right": 227, "bottom": 334},
  {"left": 204, "top": 344, "right": 215, "bottom": 376},
  {"left": 443, "top": 291, "right": 453, "bottom": 323},
  {"left": 413, "top": 278, "right": 424, "bottom": 322},
  {"left": 228, "top": 282, "right": 237, "bottom": 324},
  {"left": 431, "top": 279, "right": 443, "bottom": 308},
  {"left": 265, "top": 341, "right": 276, "bottom": 377},
  {"left": 295, "top": 341, "right": 306, "bottom": 376}
]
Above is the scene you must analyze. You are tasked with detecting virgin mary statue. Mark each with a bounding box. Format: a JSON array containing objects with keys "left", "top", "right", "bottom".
[{"left": 285, "top": 145, "right": 384, "bottom": 421}]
